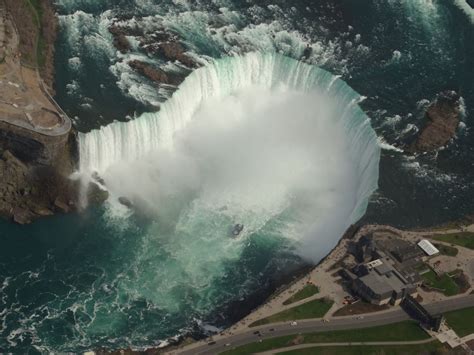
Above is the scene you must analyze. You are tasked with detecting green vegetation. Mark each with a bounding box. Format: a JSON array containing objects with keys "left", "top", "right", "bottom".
[
  {"left": 249, "top": 298, "right": 333, "bottom": 327},
  {"left": 433, "top": 243, "right": 458, "bottom": 257},
  {"left": 444, "top": 306, "right": 474, "bottom": 337},
  {"left": 431, "top": 232, "right": 474, "bottom": 250},
  {"left": 421, "top": 269, "right": 460, "bottom": 296},
  {"left": 222, "top": 321, "right": 429, "bottom": 355},
  {"left": 24, "top": 0, "right": 45, "bottom": 68},
  {"left": 414, "top": 262, "right": 430, "bottom": 273},
  {"left": 280, "top": 341, "right": 443, "bottom": 355},
  {"left": 27, "top": 0, "right": 44, "bottom": 24},
  {"left": 283, "top": 284, "right": 319, "bottom": 305},
  {"left": 333, "top": 301, "right": 388, "bottom": 317}
]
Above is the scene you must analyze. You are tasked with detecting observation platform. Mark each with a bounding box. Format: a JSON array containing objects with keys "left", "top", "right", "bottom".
[{"left": 0, "top": 2, "right": 71, "bottom": 138}]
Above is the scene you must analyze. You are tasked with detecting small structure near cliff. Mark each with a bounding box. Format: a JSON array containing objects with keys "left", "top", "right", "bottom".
[{"left": 411, "top": 91, "right": 462, "bottom": 152}]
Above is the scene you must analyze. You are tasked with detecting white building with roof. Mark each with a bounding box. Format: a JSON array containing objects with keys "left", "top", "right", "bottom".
[{"left": 417, "top": 239, "right": 439, "bottom": 256}]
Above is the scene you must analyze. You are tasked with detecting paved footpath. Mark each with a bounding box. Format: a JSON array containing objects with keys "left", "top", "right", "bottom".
[{"left": 259, "top": 338, "right": 436, "bottom": 354}]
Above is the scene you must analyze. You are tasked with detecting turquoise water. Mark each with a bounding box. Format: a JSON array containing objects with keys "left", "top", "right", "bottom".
[
  {"left": 0, "top": 208, "right": 305, "bottom": 351},
  {"left": 1, "top": 0, "right": 473, "bottom": 352}
]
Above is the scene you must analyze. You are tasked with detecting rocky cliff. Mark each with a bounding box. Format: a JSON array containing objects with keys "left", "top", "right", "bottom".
[{"left": 0, "top": 148, "right": 76, "bottom": 224}]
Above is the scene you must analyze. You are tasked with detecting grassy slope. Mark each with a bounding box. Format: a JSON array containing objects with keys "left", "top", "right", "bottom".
[
  {"left": 250, "top": 298, "right": 333, "bottom": 327},
  {"left": 279, "top": 341, "right": 444, "bottom": 355},
  {"left": 444, "top": 306, "right": 474, "bottom": 337},
  {"left": 283, "top": 284, "right": 320, "bottom": 305},
  {"left": 432, "top": 232, "right": 474, "bottom": 249},
  {"left": 222, "top": 321, "right": 429, "bottom": 355},
  {"left": 421, "top": 269, "right": 460, "bottom": 296},
  {"left": 433, "top": 242, "right": 458, "bottom": 256}
]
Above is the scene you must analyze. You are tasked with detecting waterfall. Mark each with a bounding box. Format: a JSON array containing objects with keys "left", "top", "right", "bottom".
[{"left": 79, "top": 52, "right": 380, "bottom": 223}]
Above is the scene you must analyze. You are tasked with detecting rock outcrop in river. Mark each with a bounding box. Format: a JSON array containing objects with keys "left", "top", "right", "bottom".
[
  {"left": 108, "top": 19, "right": 197, "bottom": 87},
  {"left": 411, "top": 91, "right": 462, "bottom": 152},
  {"left": 128, "top": 60, "right": 184, "bottom": 86}
]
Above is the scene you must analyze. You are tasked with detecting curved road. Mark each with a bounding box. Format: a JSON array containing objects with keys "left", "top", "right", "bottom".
[{"left": 172, "top": 294, "right": 474, "bottom": 355}]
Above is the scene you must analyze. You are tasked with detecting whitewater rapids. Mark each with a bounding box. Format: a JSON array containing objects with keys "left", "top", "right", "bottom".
[{"left": 78, "top": 52, "right": 380, "bottom": 260}]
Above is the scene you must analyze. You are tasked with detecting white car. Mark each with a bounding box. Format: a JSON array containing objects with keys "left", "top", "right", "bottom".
[{"left": 290, "top": 321, "right": 297, "bottom": 326}]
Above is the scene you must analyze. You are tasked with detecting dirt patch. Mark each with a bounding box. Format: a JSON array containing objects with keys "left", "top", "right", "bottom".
[
  {"left": 289, "top": 335, "right": 305, "bottom": 346},
  {"left": 333, "top": 301, "right": 389, "bottom": 317},
  {"left": 450, "top": 270, "right": 471, "bottom": 294}
]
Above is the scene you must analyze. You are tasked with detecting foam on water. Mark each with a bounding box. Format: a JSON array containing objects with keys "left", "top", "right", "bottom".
[
  {"left": 2, "top": 0, "right": 472, "bottom": 352},
  {"left": 79, "top": 52, "right": 380, "bottom": 260},
  {"left": 54, "top": 0, "right": 363, "bottom": 108},
  {"left": 453, "top": 0, "right": 474, "bottom": 23}
]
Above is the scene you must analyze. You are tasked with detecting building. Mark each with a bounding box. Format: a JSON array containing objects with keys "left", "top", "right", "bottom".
[
  {"left": 417, "top": 239, "right": 439, "bottom": 256},
  {"left": 351, "top": 259, "right": 417, "bottom": 305},
  {"left": 346, "top": 232, "right": 429, "bottom": 306}
]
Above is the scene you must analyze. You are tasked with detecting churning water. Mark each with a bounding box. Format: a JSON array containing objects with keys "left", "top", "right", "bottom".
[{"left": 0, "top": 0, "right": 473, "bottom": 352}]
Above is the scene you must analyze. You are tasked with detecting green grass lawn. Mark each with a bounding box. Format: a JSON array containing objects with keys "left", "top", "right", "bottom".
[
  {"left": 222, "top": 321, "right": 429, "bottom": 355},
  {"left": 249, "top": 298, "right": 333, "bottom": 327},
  {"left": 279, "top": 341, "right": 443, "bottom": 355},
  {"left": 431, "top": 232, "right": 474, "bottom": 249},
  {"left": 433, "top": 243, "right": 458, "bottom": 257},
  {"left": 283, "top": 284, "right": 319, "bottom": 305},
  {"left": 444, "top": 306, "right": 474, "bottom": 337},
  {"left": 421, "top": 269, "right": 460, "bottom": 296}
]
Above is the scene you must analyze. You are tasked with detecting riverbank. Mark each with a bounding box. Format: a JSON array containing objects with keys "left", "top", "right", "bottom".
[{"left": 169, "top": 221, "right": 474, "bottom": 354}]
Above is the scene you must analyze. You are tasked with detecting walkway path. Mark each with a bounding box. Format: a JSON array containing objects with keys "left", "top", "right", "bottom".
[
  {"left": 0, "top": 0, "right": 71, "bottom": 137},
  {"left": 258, "top": 338, "right": 436, "bottom": 354}
]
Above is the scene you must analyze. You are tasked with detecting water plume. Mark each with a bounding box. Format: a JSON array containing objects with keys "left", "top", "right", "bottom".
[{"left": 79, "top": 52, "right": 380, "bottom": 260}]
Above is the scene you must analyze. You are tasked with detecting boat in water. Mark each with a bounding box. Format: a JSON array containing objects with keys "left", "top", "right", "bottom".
[{"left": 231, "top": 224, "right": 244, "bottom": 237}]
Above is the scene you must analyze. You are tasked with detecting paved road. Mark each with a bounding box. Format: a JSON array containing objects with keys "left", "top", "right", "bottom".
[{"left": 173, "top": 294, "right": 474, "bottom": 355}]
